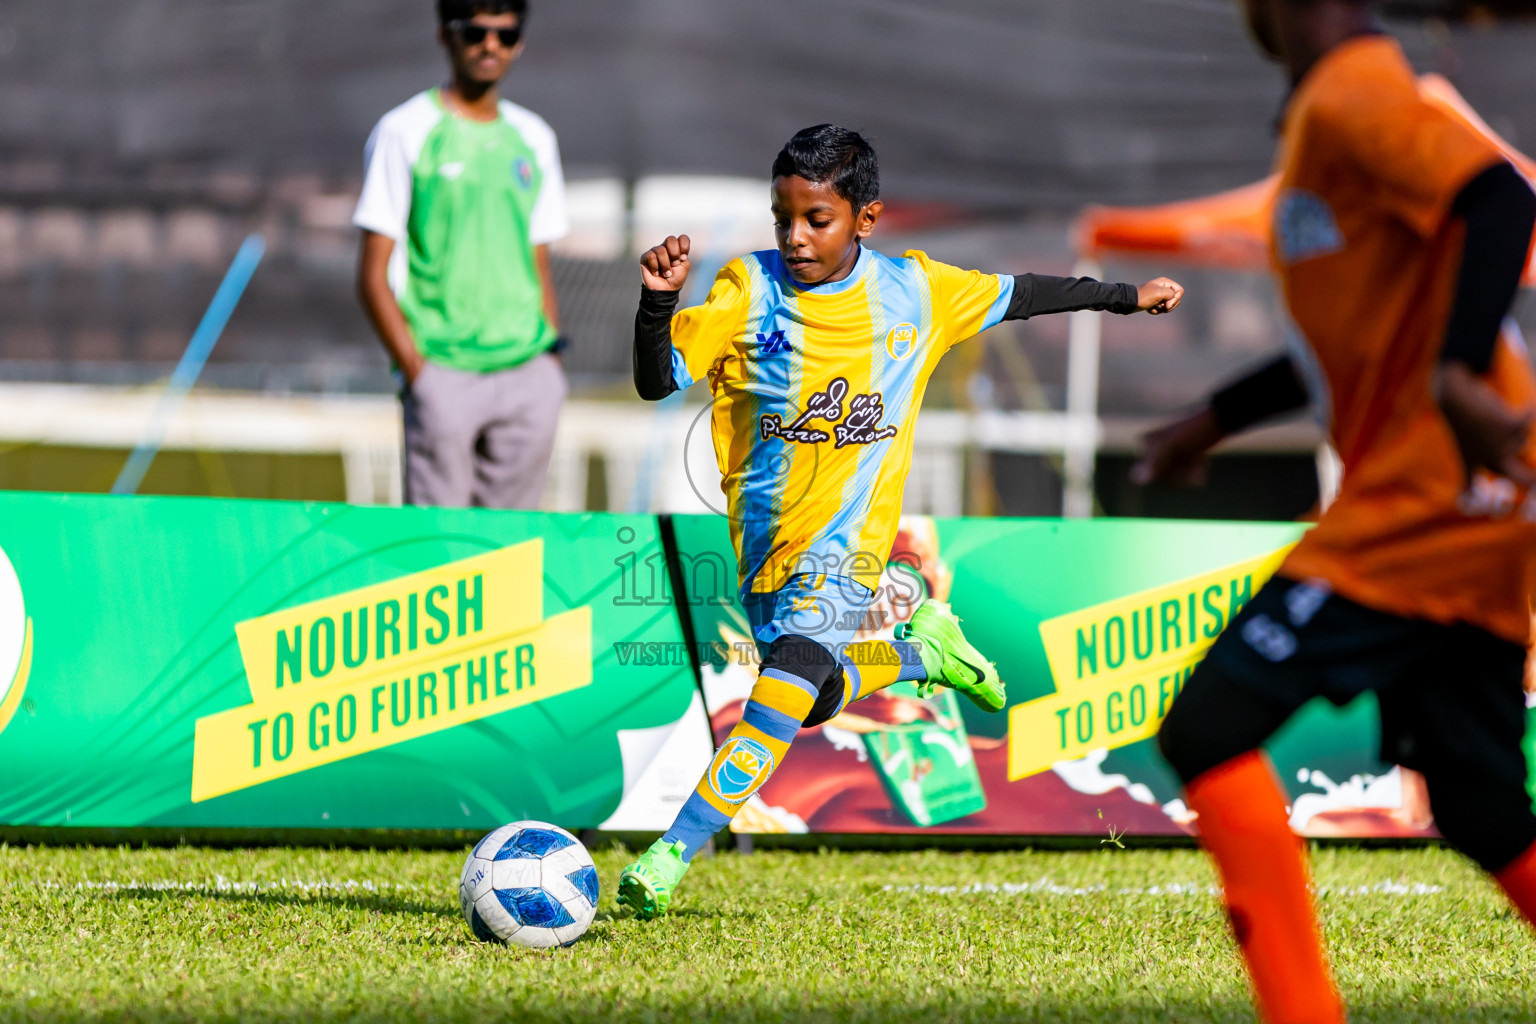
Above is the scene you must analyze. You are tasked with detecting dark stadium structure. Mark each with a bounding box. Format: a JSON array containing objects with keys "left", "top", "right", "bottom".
[
  {"left": 0, "top": 0, "right": 1531, "bottom": 516},
  {"left": 3, "top": 0, "right": 1533, "bottom": 211}
]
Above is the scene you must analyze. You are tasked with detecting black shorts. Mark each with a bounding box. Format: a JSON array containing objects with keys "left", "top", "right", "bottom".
[{"left": 1184, "top": 575, "right": 1529, "bottom": 793}]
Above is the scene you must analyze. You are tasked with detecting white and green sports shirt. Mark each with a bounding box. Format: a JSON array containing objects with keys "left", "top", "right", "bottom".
[{"left": 353, "top": 90, "right": 569, "bottom": 373}]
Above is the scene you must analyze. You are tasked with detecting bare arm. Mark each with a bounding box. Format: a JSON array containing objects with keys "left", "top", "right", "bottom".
[
  {"left": 535, "top": 243, "right": 562, "bottom": 335},
  {"left": 357, "top": 230, "right": 426, "bottom": 384}
]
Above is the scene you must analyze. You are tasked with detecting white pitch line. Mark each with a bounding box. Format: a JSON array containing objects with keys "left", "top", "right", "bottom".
[
  {"left": 27, "top": 877, "right": 433, "bottom": 895},
  {"left": 882, "top": 879, "right": 1444, "bottom": 897}
]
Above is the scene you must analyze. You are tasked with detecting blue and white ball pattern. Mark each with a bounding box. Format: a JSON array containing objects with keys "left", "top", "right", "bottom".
[{"left": 459, "top": 821, "right": 599, "bottom": 948}]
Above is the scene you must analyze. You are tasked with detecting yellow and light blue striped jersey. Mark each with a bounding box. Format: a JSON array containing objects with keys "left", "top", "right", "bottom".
[{"left": 669, "top": 245, "right": 1014, "bottom": 594}]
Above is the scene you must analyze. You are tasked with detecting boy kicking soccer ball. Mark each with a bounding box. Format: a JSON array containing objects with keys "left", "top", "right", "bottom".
[{"left": 618, "top": 124, "right": 1183, "bottom": 919}]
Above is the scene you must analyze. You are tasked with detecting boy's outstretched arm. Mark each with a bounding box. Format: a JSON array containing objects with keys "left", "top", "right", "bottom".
[
  {"left": 633, "top": 235, "right": 691, "bottom": 401},
  {"left": 1133, "top": 160, "right": 1536, "bottom": 489},
  {"left": 1005, "top": 273, "right": 1184, "bottom": 321},
  {"left": 1131, "top": 356, "right": 1308, "bottom": 486}
]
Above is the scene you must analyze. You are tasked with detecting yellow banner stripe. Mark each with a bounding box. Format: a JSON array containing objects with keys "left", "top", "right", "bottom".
[
  {"left": 1009, "top": 545, "right": 1294, "bottom": 780},
  {"left": 1037, "top": 546, "right": 1293, "bottom": 692},
  {"left": 192, "top": 606, "right": 591, "bottom": 802},
  {"left": 235, "top": 541, "right": 544, "bottom": 703},
  {"left": 1008, "top": 649, "right": 1203, "bottom": 780}
]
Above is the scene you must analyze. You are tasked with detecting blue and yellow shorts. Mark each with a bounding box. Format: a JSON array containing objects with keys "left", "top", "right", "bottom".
[{"left": 741, "top": 572, "right": 877, "bottom": 664}]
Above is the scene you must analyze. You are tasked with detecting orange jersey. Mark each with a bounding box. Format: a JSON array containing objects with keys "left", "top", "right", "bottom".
[{"left": 1272, "top": 36, "right": 1536, "bottom": 645}]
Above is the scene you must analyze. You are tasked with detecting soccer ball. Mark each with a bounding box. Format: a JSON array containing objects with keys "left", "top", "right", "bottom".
[{"left": 459, "top": 821, "right": 599, "bottom": 948}]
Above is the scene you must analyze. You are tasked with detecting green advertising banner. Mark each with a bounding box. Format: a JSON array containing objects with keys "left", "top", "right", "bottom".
[
  {"left": 671, "top": 513, "right": 1536, "bottom": 838},
  {"left": 2, "top": 494, "right": 1528, "bottom": 839},
  {"left": 0, "top": 493, "right": 709, "bottom": 830}
]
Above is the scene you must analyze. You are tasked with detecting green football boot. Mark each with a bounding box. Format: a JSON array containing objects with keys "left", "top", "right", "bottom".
[
  {"left": 895, "top": 600, "right": 1007, "bottom": 713},
  {"left": 616, "top": 838, "right": 690, "bottom": 921}
]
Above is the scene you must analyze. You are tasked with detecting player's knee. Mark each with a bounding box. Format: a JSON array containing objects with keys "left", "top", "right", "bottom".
[
  {"left": 1157, "top": 667, "right": 1283, "bottom": 786},
  {"left": 800, "top": 666, "right": 849, "bottom": 729},
  {"left": 1425, "top": 774, "right": 1536, "bottom": 873},
  {"left": 1157, "top": 677, "right": 1228, "bottom": 784},
  {"left": 760, "top": 634, "right": 843, "bottom": 728},
  {"left": 1156, "top": 701, "right": 1203, "bottom": 785}
]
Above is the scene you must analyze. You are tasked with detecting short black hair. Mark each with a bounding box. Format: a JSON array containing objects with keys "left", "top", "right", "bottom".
[
  {"left": 437, "top": 0, "right": 526, "bottom": 26},
  {"left": 771, "top": 125, "right": 880, "bottom": 212}
]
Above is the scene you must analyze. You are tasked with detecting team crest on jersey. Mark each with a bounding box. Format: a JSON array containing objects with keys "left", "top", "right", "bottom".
[
  {"left": 758, "top": 377, "right": 900, "bottom": 449},
  {"left": 885, "top": 323, "right": 918, "bottom": 361},
  {"left": 1274, "top": 188, "right": 1343, "bottom": 265},
  {"left": 512, "top": 157, "right": 534, "bottom": 190},
  {"left": 708, "top": 736, "right": 775, "bottom": 804}
]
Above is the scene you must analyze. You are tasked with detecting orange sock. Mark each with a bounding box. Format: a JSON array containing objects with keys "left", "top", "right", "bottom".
[
  {"left": 1494, "top": 840, "right": 1536, "bottom": 929},
  {"left": 1185, "top": 751, "right": 1345, "bottom": 1024}
]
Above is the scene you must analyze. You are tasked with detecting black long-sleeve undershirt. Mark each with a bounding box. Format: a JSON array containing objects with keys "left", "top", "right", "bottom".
[
  {"left": 634, "top": 288, "right": 681, "bottom": 400},
  {"left": 1442, "top": 162, "right": 1536, "bottom": 373},
  {"left": 1206, "top": 161, "right": 1535, "bottom": 436},
  {"left": 1006, "top": 273, "right": 1140, "bottom": 320},
  {"left": 633, "top": 272, "right": 1141, "bottom": 401}
]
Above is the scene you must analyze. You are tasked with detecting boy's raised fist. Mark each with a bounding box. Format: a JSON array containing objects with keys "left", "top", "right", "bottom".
[
  {"left": 1137, "top": 277, "right": 1184, "bottom": 315},
  {"left": 641, "top": 234, "right": 691, "bottom": 291}
]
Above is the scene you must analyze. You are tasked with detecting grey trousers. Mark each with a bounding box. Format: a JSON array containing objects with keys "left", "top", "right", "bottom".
[{"left": 401, "top": 354, "right": 566, "bottom": 510}]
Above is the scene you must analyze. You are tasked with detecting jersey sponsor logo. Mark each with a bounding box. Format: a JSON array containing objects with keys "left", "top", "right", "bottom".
[
  {"left": 758, "top": 377, "right": 900, "bottom": 449},
  {"left": 438, "top": 161, "right": 466, "bottom": 180},
  {"left": 1283, "top": 580, "right": 1331, "bottom": 627},
  {"left": 1274, "top": 188, "right": 1344, "bottom": 265},
  {"left": 1241, "top": 613, "right": 1298, "bottom": 662},
  {"left": 837, "top": 393, "right": 900, "bottom": 448},
  {"left": 758, "top": 330, "right": 791, "bottom": 355},
  {"left": 1457, "top": 473, "right": 1536, "bottom": 522},
  {"left": 708, "top": 736, "right": 775, "bottom": 804},
  {"left": 512, "top": 157, "right": 534, "bottom": 190},
  {"left": 884, "top": 323, "right": 918, "bottom": 361}
]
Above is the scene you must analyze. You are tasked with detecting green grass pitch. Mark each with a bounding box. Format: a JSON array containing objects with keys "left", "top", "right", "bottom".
[{"left": 0, "top": 842, "right": 1531, "bottom": 1022}]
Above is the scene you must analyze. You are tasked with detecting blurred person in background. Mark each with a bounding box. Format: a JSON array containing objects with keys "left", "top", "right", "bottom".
[
  {"left": 1139, "top": 0, "right": 1536, "bottom": 1021},
  {"left": 354, "top": 0, "right": 569, "bottom": 509}
]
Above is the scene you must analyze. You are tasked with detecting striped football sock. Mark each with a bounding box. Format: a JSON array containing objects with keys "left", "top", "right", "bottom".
[
  {"left": 843, "top": 638, "right": 928, "bottom": 701},
  {"left": 661, "top": 667, "right": 815, "bottom": 862}
]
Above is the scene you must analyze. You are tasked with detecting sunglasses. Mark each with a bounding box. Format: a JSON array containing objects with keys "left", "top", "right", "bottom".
[{"left": 449, "top": 21, "right": 521, "bottom": 47}]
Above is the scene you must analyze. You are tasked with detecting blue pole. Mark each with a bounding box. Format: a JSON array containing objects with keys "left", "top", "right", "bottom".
[{"left": 111, "top": 233, "right": 266, "bottom": 496}]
